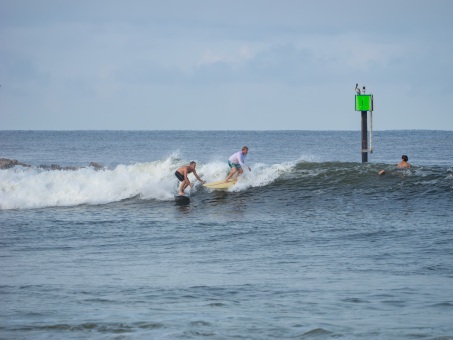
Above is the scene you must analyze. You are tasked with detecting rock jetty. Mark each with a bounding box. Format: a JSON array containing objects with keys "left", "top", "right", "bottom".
[{"left": 0, "top": 158, "right": 104, "bottom": 170}]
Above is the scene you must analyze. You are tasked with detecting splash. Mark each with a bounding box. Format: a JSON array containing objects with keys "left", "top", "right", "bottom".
[
  {"left": 232, "top": 162, "right": 295, "bottom": 191},
  {"left": 0, "top": 156, "right": 298, "bottom": 210},
  {"left": 200, "top": 161, "right": 296, "bottom": 192},
  {"left": 2, "top": 157, "right": 450, "bottom": 209},
  {"left": 0, "top": 156, "right": 184, "bottom": 210}
]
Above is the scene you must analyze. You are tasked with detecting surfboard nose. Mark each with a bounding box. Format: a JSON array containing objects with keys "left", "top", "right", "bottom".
[{"left": 203, "top": 178, "right": 237, "bottom": 190}]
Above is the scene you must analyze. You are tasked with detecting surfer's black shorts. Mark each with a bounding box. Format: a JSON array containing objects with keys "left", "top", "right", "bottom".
[{"left": 175, "top": 171, "right": 185, "bottom": 182}]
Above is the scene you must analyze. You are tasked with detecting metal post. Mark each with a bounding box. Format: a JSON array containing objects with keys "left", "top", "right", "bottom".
[
  {"left": 369, "top": 110, "right": 373, "bottom": 153},
  {"left": 361, "top": 111, "right": 368, "bottom": 163}
]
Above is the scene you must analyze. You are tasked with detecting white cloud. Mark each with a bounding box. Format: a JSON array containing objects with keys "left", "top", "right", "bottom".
[{"left": 1, "top": 0, "right": 452, "bottom": 130}]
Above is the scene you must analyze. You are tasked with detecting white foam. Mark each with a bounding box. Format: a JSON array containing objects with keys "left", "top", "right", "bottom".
[
  {"left": 0, "top": 157, "right": 297, "bottom": 210},
  {"left": 0, "top": 156, "right": 185, "bottom": 210},
  {"left": 229, "top": 162, "right": 296, "bottom": 192},
  {"left": 197, "top": 161, "right": 231, "bottom": 183}
]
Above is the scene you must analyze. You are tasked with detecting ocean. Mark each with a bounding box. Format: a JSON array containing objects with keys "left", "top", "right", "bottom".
[{"left": 1, "top": 130, "right": 452, "bottom": 339}]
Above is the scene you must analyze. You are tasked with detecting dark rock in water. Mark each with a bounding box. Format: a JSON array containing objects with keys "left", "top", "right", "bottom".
[
  {"left": 0, "top": 158, "right": 30, "bottom": 169},
  {"left": 47, "top": 164, "right": 79, "bottom": 171},
  {"left": 1, "top": 158, "right": 103, "bottom": 171},
  {"left": 42, "top": 164, "right": 79, "bottom": 171},
  {"left": 89, "top": 162, "right": 104, "bottom": 170}
]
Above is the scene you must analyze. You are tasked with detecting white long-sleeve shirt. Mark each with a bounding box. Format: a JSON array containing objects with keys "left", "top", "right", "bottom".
[{"left": 229, "top": 151, "right": 247, "bottom": 167}]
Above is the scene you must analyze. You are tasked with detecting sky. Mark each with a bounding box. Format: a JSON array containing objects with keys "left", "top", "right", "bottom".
[{"left": 1, "top": 0, "right": 452, "bottom": 130}]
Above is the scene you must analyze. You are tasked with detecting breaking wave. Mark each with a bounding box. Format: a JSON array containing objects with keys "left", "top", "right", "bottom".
[{"left": 1, "top": 155, "right": 451, "bottom": 210}]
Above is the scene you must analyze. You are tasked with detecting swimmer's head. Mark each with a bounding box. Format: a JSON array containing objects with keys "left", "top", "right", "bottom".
[{"left": 402, "top": 155, "right": 408, "bottom": 162}]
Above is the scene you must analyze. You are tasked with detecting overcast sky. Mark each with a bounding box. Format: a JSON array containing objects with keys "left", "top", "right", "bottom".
[{"left": 1, "top": 0, "right": 452, "bottom": 130}]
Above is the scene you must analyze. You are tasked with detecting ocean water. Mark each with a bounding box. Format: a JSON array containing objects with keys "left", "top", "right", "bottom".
[{"left": 1, "top": 130, "right": 452, "bottom": 339}]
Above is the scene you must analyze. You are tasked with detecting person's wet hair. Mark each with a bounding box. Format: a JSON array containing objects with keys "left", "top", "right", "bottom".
[{"left": 402, "top": 155, "right": 408, "bottom": 162}]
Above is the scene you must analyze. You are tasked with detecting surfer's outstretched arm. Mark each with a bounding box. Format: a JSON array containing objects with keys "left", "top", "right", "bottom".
[{"left": 193, "top": 169, "right": 204, "bottom": 184}]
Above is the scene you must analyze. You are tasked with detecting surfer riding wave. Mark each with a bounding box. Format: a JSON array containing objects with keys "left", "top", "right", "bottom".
[
  {"left": 175, "top": 161, "right": 204, "bottom": 195},
  {"left": 225, "top": 146, "right": 251, "bottom": 182}
]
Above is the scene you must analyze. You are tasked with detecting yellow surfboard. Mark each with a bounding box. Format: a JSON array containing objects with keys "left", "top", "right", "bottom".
[{"left": 203, "top": 178, "right": 237, "bottom": 190}]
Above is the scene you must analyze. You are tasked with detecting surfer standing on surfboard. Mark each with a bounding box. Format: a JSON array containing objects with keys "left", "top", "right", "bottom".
[
  {"left": 225, "top": 146, "right": 251, "bottom": 182},
  {"left": 175, "top": 161, "right": 205, "bottom": 195}
]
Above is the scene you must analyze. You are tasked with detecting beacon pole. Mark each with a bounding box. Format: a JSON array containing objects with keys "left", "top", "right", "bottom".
[
  {"left": 361, "top": 110, "right": 368, "bottom": 163},
  {"left": 355, "top": 85, "right": 373, "bottom": 163}
]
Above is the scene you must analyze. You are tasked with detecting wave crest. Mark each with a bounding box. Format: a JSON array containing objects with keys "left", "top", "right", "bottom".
[{"left": 1, "top": 158, "right": 450, "bottom": 210}]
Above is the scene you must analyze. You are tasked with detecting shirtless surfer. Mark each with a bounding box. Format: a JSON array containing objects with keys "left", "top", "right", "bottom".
[
  {"left": 379, "top": 155, "right": 411, "bottom": 175},
  {"left": 225, "top": 146, "right": 251, "bottom": 182},
  {"left": 397, "top": 155, "right": 411, "bottom": 169},
  {"left": 175, "top": 161, "right": 204, "bottom": 195}
]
